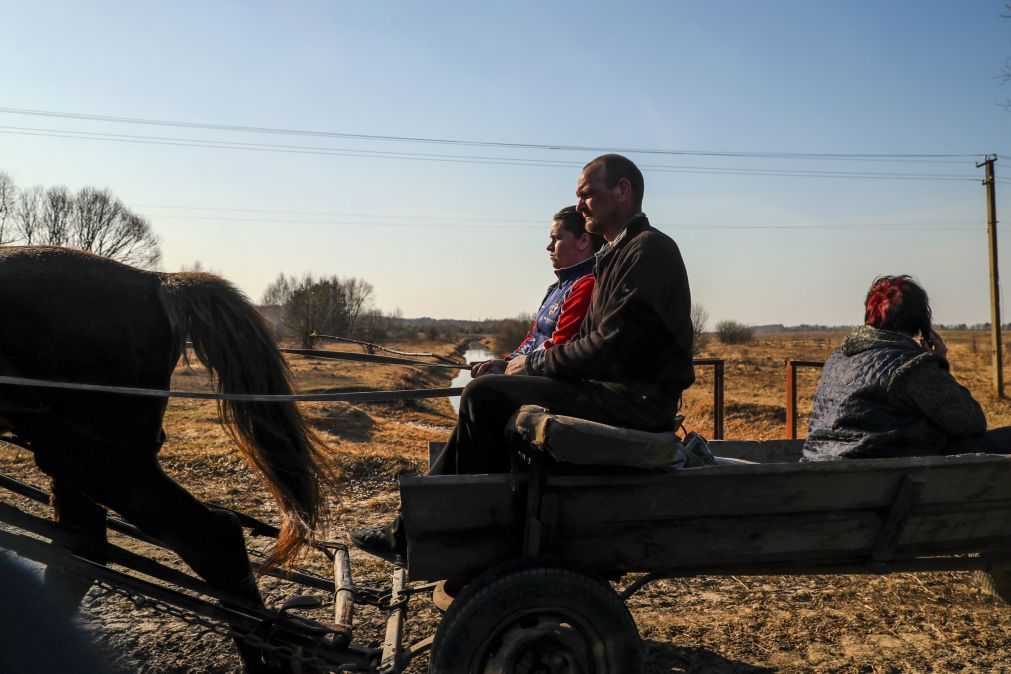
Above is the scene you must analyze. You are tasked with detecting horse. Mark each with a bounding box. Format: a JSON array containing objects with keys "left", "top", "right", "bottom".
[{"left": 0, "top": 246, "right": 332, "bottom": 672}]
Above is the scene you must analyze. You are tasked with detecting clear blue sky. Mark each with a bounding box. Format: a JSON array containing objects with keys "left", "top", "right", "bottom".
[{"left": 1, "top": 0, "right": 1009, "bottom": 326}]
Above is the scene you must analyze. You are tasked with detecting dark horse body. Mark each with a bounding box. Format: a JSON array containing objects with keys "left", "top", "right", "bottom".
[{"left": 0, "top": 246, "right": 330, "bottom": 672}]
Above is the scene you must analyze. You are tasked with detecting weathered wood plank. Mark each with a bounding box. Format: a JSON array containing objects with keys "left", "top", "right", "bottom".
[
  {"left": 401, "top": 454, "right": 1011, "bottom": 581},
  {"left": 333, "top": 547, "right": 354, "bottom": 637},
  {"left": 402, "top": 456, "right": 1011, "bottom": 522},
  {"left": 550, "top": 467, "right": 1011, "bottom": 524},
  {"left": 544, "top": 511, "right": 884, "bottom": 574},
  {"left": 380, "top": 568, "right": 406, "bottom": 672},
  {"left": 406, "top": 501, "right": 1011, "bottom": 581}
]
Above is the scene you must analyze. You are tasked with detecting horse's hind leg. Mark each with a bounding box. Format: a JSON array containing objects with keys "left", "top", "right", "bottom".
[{"left": 44, "top": 478, "right": 109, "bottom": 607}]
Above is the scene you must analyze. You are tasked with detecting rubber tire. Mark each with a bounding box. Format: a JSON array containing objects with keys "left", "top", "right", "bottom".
[
  {"left": 429, "top": 558, "right": 641, "bottom": 674},
  {"left": 976, "top": 556, "right": 1011, "bottom": 605}
]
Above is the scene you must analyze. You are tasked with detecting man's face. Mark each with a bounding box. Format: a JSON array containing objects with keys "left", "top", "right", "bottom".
[
  {"left": 546, "top": 220, "right": 587, "bottom": 270},
  {"left": 575, "top": 164, "right": 620, "bottom": 236}
]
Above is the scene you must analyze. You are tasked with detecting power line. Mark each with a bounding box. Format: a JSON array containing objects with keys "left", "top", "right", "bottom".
[
  {"left": 0, "top": 106, "right": 987, "bottom": 162},
  {"left": 144, "top": 212, "right": 984, "bottom": 231},
  {"left": 138, "top": 204, "right": 984, "bottom": 228},
  {"left": 0, "top": 126, "right": 983, "bottom": 182},
  {"left": 135, "top": 204, "right": 545, "bottom": 224}
]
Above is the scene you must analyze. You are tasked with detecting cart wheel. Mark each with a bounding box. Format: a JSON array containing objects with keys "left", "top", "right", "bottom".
[
  {"left": 429, "top": 559, "right": 641, "bottom": 674},
  {"left": 977, "top": 556, "right": 1011, "bottom": 605}
]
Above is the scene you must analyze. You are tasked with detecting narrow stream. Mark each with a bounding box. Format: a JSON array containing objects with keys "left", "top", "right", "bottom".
[{"left": 449, "top": 344, "right": 496, "bottom": 412}]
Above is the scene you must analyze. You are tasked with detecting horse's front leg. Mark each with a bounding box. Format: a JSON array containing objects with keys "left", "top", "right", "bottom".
[
  {"left": 101, "top": 459, "right": 295, "bottom": 673},
  {"left": 45, "top": 478, "right": 109, "bottom": 608}
]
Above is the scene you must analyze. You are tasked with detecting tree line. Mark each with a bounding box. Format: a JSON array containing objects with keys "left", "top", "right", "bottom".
[
  {"left": 0, "top": 171, "right": 160, "bottom": 268},
  {"left": 260, "top": 273, "right": 506, "bottom": 347}
]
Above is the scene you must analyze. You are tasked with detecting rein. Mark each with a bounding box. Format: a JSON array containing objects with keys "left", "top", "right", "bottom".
[
  {"left": 279, "top": 348, "right": 469, "bottom": 370},
  {"left": 0, "top": 376, "right": 463, "bottom": 403},
  {"left": 309, "top": 334, "right": 467, "bottom": 366}
]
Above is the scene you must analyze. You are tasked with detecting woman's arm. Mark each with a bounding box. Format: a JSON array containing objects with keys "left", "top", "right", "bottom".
[{"left": 889, "top": 353, "right": 986, "bottom": 437}]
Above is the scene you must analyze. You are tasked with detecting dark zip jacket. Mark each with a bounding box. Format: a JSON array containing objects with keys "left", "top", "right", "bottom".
[{"left": 524, "top": 214, "right": 694, "bottom": 420}]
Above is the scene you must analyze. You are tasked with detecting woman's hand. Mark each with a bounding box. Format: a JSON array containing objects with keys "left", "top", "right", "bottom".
[{"left": 922, "top": 328, "right": 948, "bottom": 359}]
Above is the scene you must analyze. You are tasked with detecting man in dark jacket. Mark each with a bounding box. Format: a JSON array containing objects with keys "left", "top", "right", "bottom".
[{"left": 350, "top": 154, "right": 695, "bottom": 563}]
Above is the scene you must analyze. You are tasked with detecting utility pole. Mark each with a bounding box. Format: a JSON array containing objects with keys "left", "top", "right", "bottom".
[{"left": 978, "top": 154, "right": 1003, "bottom": 398}]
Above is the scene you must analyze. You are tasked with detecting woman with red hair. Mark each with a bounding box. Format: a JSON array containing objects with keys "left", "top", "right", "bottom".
[{"left": 804, "top": 275, "right": 1011, "bottom": 460}]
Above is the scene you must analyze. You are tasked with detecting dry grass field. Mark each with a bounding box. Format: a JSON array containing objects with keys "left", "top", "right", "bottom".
[{"left": 1, "top": 331, "right": 1010, "bottom": 672}]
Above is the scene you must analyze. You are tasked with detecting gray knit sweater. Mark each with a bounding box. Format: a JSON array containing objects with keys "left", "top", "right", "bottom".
[{"left": 803, "top": 325, "right": 985, "bottom": 460}]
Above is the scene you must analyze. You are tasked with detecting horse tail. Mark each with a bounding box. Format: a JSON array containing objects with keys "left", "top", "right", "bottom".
[{"left": 158, "top": 272, "right": 331, "bottom": 569}]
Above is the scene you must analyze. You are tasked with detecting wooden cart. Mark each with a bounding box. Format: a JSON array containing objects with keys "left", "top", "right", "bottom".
[{"left": 402, "top": 429, "right": 1011, "bottom": 672}]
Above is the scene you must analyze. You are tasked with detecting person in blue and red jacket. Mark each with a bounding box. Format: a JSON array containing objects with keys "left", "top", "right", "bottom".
[{"left": 470, "top": 206, "right": 603, "bottom": 377}]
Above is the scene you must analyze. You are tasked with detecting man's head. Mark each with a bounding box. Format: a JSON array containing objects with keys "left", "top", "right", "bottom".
[
  {"left": 575, "top": 154, "right": 644, "bottom": 240},
  {"left": 547, "top": 206, "right": 603, "bottom": 270}
]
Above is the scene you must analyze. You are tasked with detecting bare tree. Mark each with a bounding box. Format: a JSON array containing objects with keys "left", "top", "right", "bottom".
[
  {"left": 93, "top": 210, "right": 161, "bottom": 268},
  {"left": 342, "top": 277, "right": 375, "bottom": 337},
  {"left": 13, "top": 185, "right": 44, "bottom": 244},
  {"left": 690, "top": 302, "right": 710, "bottom": 356},
  {"left": 262, "top": 273, "right": 295, "bottom": 306},
  {"left": 72, "top": 188, "right": 160, "bottom": 268},
  {"left": 0, "top": 172, "right": 15, "bottom": 245},
  {"left": 0, "top": 178, "right": 160, "bottom": 267},
  {"left": 70, "top": 186, "right": 157, "bottom": 266},
  {"left": 281, "top": 275, "right": 350, "bottom": 348},
  {"left": 72, "top": 187, "right": 121, "bottom": 251},
  {"left": 262, "top": 273, "right": 295, "bottom": 342},
  {"left": 39, "top": 186, "right": 74, "bottom": 246},
  {"left": 266, "top": 273, "right": 381, "bottom": 347},
  {"left": 356, "top": 306, "right": 392, "bottom": 343}
]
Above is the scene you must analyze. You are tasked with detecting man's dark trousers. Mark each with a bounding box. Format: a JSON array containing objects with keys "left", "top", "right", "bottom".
[{"left": 430, "top": 374, "right": 676, "bottom": 475}]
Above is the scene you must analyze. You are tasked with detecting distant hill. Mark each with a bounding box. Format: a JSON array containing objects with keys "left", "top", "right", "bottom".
[{"left": 740, "top": 323, "right": 1006, "bottom": 333}]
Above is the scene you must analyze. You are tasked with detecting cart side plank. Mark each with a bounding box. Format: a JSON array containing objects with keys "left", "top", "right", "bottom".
[{"left": 402, "top": 454, "right": 1011, "bottom": 581}]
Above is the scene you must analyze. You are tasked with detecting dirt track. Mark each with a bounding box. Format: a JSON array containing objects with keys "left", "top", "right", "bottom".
[{"left": 1, "top": 337, "right": 1010, "bottom": 672}]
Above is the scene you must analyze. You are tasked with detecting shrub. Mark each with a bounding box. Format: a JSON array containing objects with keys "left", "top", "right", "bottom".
[
  {"left": 716, "top": 320, "right": 754, "bottom": 345},
  {"left": 691, "top": 303, "right": 710, "bottom": 356},
  {"left": 491, "top": 314, "right": 535, "bottom": 355}
]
